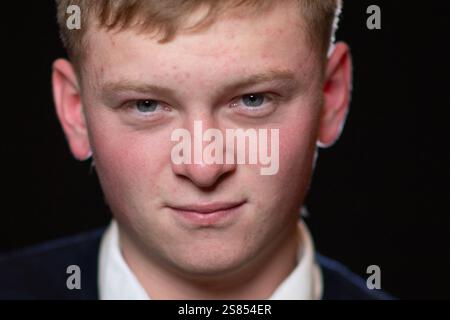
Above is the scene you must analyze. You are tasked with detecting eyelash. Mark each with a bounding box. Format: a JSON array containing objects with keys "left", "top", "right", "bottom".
[
  {"left": 123, "top": 100, "right": 168, "bottom": 118},
  {"left": 230, "top": 93, "right": 278, "bottom": 112},
  {"left": 123, "top": 92, "right": 279, "bottom": 118}
]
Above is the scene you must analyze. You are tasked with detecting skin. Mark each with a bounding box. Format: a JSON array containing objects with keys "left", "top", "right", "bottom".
[{"left": 52, "top": 0, "right": 352, "bottom": 299}]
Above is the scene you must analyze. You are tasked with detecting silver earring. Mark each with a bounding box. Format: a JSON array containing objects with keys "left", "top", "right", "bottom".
[
  {"left": 300, "top": 206, "right": 310, "bottom": 218},
  {"left": 89, "top": 157, "right": 95, "bottom": 175}
]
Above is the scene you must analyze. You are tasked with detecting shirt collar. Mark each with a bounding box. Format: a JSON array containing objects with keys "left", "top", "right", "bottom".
[{"left": 99, "top": 219, "right": 323, "bottom": 300}]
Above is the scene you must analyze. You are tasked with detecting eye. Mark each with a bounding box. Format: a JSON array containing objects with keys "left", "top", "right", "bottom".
[
  {"left": 123, "top": 99, "right": 171, "bottom": 119},
  {"left": 231, "top": 93, "right": 274, "bottom": 109},
  {"left": 135, "top": 99, "right": 160, "bottom": 113},
  {"left": 242, "top": 94, "right": 266, "bottom": 107},
  {"left": 229, "top": 93, "right": 278, "bottom": 116}
]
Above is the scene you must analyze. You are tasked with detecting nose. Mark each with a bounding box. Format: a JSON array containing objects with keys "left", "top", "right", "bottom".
[
  {"left": 172, "top": 161, "right": 236, "bottom": 188},
  {"left": 171, "top": 120, "right": 236, "bottom": 188}
]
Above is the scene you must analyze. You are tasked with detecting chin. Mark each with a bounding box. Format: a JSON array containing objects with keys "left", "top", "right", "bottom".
[{"left": 168, "top": 244, "right": 252, "bottom": 279}]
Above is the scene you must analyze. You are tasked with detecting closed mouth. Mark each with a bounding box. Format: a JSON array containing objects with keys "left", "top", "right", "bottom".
[{"left": 168, "top": 201, "right": 245, "bottom": 214}]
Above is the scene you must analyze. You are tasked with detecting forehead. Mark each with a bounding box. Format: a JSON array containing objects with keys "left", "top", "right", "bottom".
[{"left": 82, "top": 0, "right": 317, "bottom": 89}]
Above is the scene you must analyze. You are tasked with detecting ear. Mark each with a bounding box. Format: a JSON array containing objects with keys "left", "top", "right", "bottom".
[
  {"left": 317, "top": 42, "right": 353, "bottom": 148},
  {"left": 52, "top": 59, "right": 92, "bottom": 161}
]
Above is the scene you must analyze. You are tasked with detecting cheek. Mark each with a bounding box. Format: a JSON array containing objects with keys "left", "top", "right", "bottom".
[
  {"left": 280, "top": 125, "right": 317, "bottom": 176},
  {"left": 253, "top": 109, "right": 319, "bottom": 212},
  {"left": 87, "top": 118, "right": 174, "bottom": 210}
]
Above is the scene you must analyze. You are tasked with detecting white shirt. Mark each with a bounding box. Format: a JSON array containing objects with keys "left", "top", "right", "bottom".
[{"left": 99, "top": 219, "right": 323, "bottom": 300}]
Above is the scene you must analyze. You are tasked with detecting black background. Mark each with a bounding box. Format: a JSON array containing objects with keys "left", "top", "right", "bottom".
[{"left": 1, "top": 1, "right": 449, "bottom": 299}]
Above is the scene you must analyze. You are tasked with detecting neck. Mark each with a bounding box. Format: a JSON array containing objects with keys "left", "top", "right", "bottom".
[{"left": 119, "top": 219, "right": 300, "bottom": 299}]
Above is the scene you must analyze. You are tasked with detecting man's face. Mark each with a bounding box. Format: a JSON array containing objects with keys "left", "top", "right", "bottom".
[{"left": 79, "top": 1, "right": 325, "bottom": 276}]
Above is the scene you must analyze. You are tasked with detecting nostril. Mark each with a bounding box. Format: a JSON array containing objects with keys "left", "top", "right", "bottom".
[{"left": 172, "top": 162, "right": 236, "bottom": 189}]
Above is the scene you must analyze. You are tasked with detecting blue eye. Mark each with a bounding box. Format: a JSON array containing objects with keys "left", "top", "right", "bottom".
[
  {"left": 242, "top": 94, "right": 265, "bottom": 107},
  {"left": 135, "top": 100, "right": 159, "bottom": 113}
]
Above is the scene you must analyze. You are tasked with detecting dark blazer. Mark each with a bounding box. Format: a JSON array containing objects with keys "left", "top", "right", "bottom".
[{"left": 0, "top": 228, "right": 393, "bottom": 300}]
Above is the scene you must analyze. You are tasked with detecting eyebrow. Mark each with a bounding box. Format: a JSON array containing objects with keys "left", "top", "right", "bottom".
[{"left": 100, "top": 69, "right": 300, "bottom": 103}]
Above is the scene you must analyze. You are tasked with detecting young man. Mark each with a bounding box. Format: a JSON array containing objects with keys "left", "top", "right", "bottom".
[{"left": 0, "top": 0, "right": 391, "bottom": 299}]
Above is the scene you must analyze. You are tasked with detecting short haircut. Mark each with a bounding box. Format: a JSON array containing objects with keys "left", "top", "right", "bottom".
[{"left": 56, "top": 0, "right": 342, "bottom": 70}]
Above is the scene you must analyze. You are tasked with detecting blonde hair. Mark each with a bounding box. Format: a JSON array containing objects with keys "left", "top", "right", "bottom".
[{"left": 56, "top": 0, "right": 341, "bottom": 67}]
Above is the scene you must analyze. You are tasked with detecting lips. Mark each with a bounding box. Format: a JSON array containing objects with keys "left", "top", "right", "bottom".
[{"left": 168, "top": 201, "right": 245, "bottom": 214}]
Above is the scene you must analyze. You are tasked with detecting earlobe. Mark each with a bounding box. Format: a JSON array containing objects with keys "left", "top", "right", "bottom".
[
  {"left": 52, "top": 59, "right": 92, "bottom": 161},
  {"left": 317, "top": 42, "right": 353, "bottom": 148}
]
